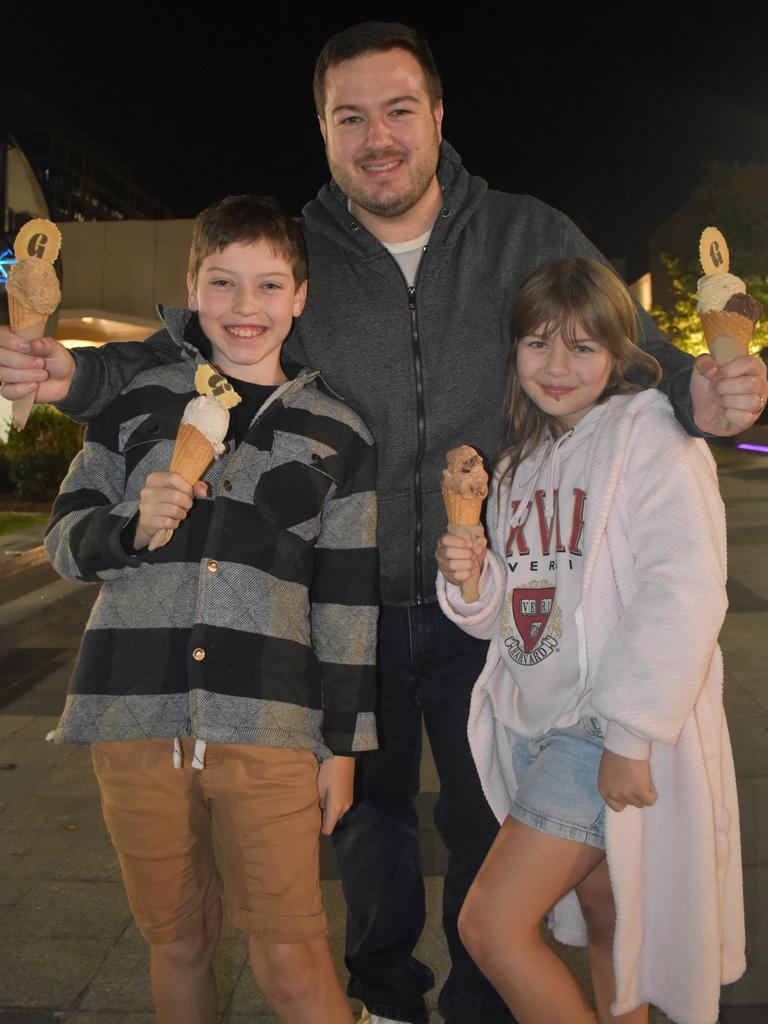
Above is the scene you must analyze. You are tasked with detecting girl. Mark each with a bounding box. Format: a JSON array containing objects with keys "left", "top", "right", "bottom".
[{"left": 436, "top": 258, "right": 744, "bottom": 1024}]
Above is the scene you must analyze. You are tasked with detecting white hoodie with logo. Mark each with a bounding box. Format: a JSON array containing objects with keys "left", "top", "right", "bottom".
[{"left": 437, "top": 390, "right": 744, "bottom": 1023}]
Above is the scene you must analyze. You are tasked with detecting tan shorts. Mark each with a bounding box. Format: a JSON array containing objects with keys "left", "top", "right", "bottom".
[{"left": 91, "top": 738, "right": 327, "bottom": 945}]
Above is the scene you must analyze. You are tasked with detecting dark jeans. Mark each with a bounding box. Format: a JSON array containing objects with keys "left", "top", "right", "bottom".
[{"left": 333, "top": 602, "right": 515, "bottom": 1024}]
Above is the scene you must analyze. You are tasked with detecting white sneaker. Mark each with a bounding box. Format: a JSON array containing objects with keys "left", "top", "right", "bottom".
[{"left": 358, "top": 1008, "right": 403, "bottom": 1024}]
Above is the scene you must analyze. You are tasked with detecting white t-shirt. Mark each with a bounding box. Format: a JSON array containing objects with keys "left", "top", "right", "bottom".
[{"left": 381, "top": 229, "right": 432, "bottom": 287}]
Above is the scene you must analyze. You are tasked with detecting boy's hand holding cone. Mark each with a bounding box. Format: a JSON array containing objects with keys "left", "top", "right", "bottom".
[{"left": 440, "top": 445, "right": 488, "bottom": 602}]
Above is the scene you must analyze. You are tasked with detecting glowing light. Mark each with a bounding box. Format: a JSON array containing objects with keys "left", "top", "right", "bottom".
[
  {"left": 0, "top": 248, "right": 16, "bottom": 284},
  {"left": 81, "top": 316, "right": 94, "bottom": 323},
  {"left": 736, "top": 443, "right": 768, "bottom": 453}
]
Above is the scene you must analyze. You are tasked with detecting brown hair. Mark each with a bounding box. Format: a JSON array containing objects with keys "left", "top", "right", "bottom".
[
  {"left": 188, "top": 195, "right": 307, "bottom": 286},
  {"left": 501, "top": 258, "right": 662, "bottom": 481},
  {"left": 313, "top": 22, "right": 443, "bottom": 116}
]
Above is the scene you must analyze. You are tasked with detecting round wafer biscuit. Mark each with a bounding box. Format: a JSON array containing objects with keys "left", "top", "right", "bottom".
[{"left": 13, "top": 219, "right": 61, "bottom": 264}]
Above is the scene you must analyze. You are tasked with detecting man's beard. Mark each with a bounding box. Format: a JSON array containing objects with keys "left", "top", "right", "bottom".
[{"left": 330, "top": 140, "right": 440, "bottom": 219}]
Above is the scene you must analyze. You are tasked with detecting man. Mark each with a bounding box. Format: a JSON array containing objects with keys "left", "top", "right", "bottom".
[{"left": 2, "top": 23, "right": 766, "bottom": 1024}]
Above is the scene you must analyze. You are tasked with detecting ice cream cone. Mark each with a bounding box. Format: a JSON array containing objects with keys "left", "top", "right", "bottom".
[
  {"left": 147, "top": 423, "right": 215, "bottom": 551},
  {"left": 700, "top": 310, "right": 753, "bottom": 365},
  {"left": 441, "top": 445, "right": 489, "bottom": 603},
  {"left": 147, "top": 372, "right": 240, "bottom": 551},
  {"left": 8, "top": 294, "right": 46, "bottom": 336},
  {"left": 442, "top": 491, "right": 484, "bottom": 527},
  {"left": 170, "top": 422, "right": 215, "bottom": 482},
  {"left": 8, "top": 297, "right": 47, "bottom": 429},
  {"left": 7, "top": 221, "right": 62, "bottom": 430}
]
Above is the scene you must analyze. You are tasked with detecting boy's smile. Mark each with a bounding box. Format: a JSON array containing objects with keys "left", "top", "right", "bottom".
[
  {"left": 187, "top": 240, "right": 307, "bottom": 385},
  {"left": 516, "top": 325, "right": 613, "bottom": 427}
]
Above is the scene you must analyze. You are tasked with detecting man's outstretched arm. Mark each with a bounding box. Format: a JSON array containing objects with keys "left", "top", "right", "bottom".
[{"left": 0, "top": 327, "right": 179, "bottom": 421}]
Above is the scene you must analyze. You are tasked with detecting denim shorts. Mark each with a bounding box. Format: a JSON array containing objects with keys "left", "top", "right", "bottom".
[{"left": 506, "top": 716, "right": 606, "bottom": 850}]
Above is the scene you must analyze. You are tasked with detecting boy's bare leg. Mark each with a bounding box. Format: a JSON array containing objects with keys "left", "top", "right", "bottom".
[
  {"left": 248, "top": 934, "right": 354, "bottom": 1023},
  {"left": 458, "top": 815, "right": 603, "bottom": 1024},
  {"left": 576, "top": 859, "right": 649, "bottom": 1024},
  {"left": 150, "top": 897, "right": 221, "bottom": 1024}
]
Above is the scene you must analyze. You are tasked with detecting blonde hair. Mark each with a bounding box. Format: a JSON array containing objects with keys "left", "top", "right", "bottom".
[{"left": 500, "top": 258, "right": 662, "bottom": 482}]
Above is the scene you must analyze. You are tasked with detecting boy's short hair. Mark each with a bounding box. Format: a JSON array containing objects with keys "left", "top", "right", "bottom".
[
  {"left": 313, "top": 22, "right": 443, "bottom": 116},
  {"left": 188, "top": 195, "right": 307, "bottom": 286}
]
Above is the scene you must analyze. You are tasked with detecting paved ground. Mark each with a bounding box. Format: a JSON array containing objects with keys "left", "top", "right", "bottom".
[{"left": 0, "top": 444, "right": 766, "bottom": 1023}]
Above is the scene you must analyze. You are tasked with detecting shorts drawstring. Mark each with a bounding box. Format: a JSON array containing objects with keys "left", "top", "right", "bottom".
[{"left": 172, "top": 737, "right": 207, "bottom": 770}]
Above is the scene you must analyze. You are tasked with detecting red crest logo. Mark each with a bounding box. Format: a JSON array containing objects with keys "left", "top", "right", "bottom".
[{"left": 512, "top": 587, "right": 557, "bottom": 653}]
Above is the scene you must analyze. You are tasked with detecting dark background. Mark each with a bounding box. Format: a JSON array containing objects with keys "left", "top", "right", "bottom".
[{"left": 6, "top": 8, "right": 768, "bottom": 278}]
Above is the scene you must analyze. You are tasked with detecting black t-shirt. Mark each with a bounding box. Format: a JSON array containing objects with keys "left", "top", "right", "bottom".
[{"left": 227, "top": 377, "right": 279, "bottom": 446}]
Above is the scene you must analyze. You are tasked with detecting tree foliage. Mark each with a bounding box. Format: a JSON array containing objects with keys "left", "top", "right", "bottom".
[{"left": 0, "top": 406, "right": 84, "bottom": 502}]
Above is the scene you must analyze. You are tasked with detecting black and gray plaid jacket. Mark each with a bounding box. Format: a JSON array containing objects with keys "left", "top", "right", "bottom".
[{"left": 46, "top": 308, "right": 378, "bottom": 759}]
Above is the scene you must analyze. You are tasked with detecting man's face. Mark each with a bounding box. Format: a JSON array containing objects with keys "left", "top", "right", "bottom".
[{"left": 319, "top": 48, "right": 443, "bottom": 219}]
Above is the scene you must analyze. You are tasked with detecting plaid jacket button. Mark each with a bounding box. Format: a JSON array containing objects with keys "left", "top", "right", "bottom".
[
  {"left": 192, "top": 648, "right": 205, "bottom": 661},
  {"left": 207, "top": 561, "right": 218, "bottom": 572}
]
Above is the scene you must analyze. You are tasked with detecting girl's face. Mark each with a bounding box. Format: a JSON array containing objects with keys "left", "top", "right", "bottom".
[{"left": 516, "top": 324, "right": 613, "bottom": 428}]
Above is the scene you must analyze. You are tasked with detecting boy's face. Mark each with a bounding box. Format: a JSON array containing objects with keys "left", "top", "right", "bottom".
[{"left": 187, "top": 240, "right": 307, "bottom": 385}]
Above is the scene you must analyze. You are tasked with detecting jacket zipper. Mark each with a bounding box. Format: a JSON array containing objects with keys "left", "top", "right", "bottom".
[{"left": 407, "top": 284, "right": 426, "bottom": 604}]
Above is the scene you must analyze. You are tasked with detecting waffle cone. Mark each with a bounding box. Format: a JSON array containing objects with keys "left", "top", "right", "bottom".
[
  {"left": 8, "top": 294, "right": 46, "bottom": 337},
  {"left": 170, "top": 423, "right": 215, "bottom": 483},
  {"left": 8, "top": 296, "right": 46, "bottom": 429},
  {"left": 442, "top": 490, "right": 484, "bottom": 526},
  {"left": 700, "top": 310, "right": 753, "bottom": 364}
]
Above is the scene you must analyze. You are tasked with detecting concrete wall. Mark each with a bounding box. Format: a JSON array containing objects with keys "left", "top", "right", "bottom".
[{"left": 59, "top": 219, "right": 194, "bottom": 320}]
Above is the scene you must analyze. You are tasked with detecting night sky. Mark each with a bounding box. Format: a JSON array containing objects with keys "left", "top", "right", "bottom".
[{"left": 7, "top": 9, "right": 768, "bottom": 278}]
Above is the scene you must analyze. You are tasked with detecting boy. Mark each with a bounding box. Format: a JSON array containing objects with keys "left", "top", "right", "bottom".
[{"left": 45, "top": 195, "right": 378, "bottom": 1024}]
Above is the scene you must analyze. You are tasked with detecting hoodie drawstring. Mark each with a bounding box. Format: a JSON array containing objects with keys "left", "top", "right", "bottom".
[{"left": 509, "top": 429, "right": 573, "bottom": 529}]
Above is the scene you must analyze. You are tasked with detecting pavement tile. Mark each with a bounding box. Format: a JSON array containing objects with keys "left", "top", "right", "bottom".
[
  {"left": 728, "top": 718, "right": 768, "bottom": 779},
  {"left": 0, "top": 936, "right": 108, "bottom": 1009},
  {"left": 729, "top": 673, "right": 768, "bottom": 716},
  {"left": 77, "top": 923, "right": 246, "bottom": 1014},
  {"left": 723, "top": 641, "right": 768, "bottom": 675},
  {"left": 0, "top": 877, "right": 26, "bottom": 907},
  {"left": 0, "top": 1013, "right": 65, "bottom": 1023},
  {"left": 0, "top": 663, "right": 74, "bottom": 718},
  {"left": 0, "top": 715, "right": 36, "bottom": 741},
  {"left": 0, "top": 825, "right": 120, "bottom": 882},
  {"left": 0, "top": 792, "right": 105, "bottom": 836},
  {"left": 720, "top": 1007, "right": 768, "bottom": 1023},
  {"left": 65, "top": 1016, "right": 156, "bottom": 1023},
  {"left": 724, "top": 678, "right": 767, "bottom": 718},
  {"left": 733, "top": 612, "right": 768, "bottom": 640},
  {"left": 0, "top": 881, "right": 131, "bottom": 939},
  {"left": 736, "top": 778, "right": 768, "bottom": 867},
  {"left": 74, "top": 925, "right": 152, "bottom": 1014}
]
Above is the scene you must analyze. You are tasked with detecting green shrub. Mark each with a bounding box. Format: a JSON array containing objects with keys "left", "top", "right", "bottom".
[{"left": 1, "top": 407, "right": 84, "bottom": 502}]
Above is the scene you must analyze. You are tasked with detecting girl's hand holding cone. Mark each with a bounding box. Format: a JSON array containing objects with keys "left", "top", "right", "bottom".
[{"left": 436, "top": 528, "right": 487, "bottom": 601}]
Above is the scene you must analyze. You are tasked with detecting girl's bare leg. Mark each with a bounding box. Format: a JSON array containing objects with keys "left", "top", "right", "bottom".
[
  {"left": 576, "top": 858, "right": 649, "bottom": 1024},
  {"left": 458, "top": 816, "right": 604, "bottom": 1024}
]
